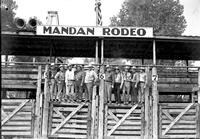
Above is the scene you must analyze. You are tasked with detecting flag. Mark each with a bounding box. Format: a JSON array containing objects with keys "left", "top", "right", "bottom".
[{"left": 95, "top": 0, "right": 102, "bottom": 26}]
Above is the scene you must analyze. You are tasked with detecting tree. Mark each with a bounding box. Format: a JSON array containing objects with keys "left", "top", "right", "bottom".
[
  {"left": 1, "top": 0, "right": 18, "bottom": 31},
  {"left": 110, "top": 0, "right": 187, "bottom": 36}
]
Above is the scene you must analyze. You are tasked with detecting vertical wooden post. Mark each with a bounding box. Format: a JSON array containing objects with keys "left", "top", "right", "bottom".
[
  {"left": 197, "top": 68, "right": 200, "bottom": 138},
  {"left": 198, "top": 68, "right": 200, "bottom": 104},
  {"left": 34, "top": 65, "right": 42, "bottom": 139},
  {"left": 152, "top": 40, "right": 159, "bottom": 139},
  {"left": 98, "top": 39, "right": 105, "bottom": 139},
  {"left": 158, "top": 105, "right": 162, "bottom": 138},
  {"left": 41, "top": 64, "right": 50, "bottom": 139},
  {"left": 95, "top": 41, "right": 99, "bottom": 64},
  {"left": 101, "top": 40, "right": 104, "bottom": 64},
  {"left": 144, "top": 67, "right": 150, "bottom": 139},
  {"left": 91, "top": 85, "right": 97, "bottom": 138},
  {"left": 5, "top": 54, "right": 8, "bottom": 67},
  {"left": 141, "top": 104, "right": 145, "bottom": 139},
  {"left": 87, "top": 101, "right": 92, "bottom": 138},
  {"left": 196, "top": 104, "right": 200, "bottom": 138}
]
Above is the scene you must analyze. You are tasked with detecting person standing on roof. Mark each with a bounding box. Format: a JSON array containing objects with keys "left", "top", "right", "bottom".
[
  {"left": 82, "top": 64, "right": 98, "bottom": 102},
  {"left": 122, "top": 66, "right": 132, "bottom": 105},
  {"left": 113, "top": 67, "right": 124, "bottom": 105},
  {"left": 55, "top": 65, "right": 65, "bottom": 101},
  {"left": 65, "top": 64, "right": 76, "bottom": 102},
  {"left": 138, "top": 67, "right": 147, "bottom": 104},
  {"left": 104, "top": 65, "right": 114, "bottom": 104}
]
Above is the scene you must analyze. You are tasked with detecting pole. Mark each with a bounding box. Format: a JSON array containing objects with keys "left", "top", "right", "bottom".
[
  {"left": 98, "top": 39, "right": 104, "bottom": 139},
  {"left": 95, "top": 41, "right": 99, "bottom": 64},
  {"left": 41, "top": 65, "right": 50, "bottom": 139},
  {"left": 152, "top": 40, "right": 158, "bottom": 139},
  {"left": 144, "top": 67, "right": 150, "bottom": 139},
  {"left": 34, "top": 65, "right": 42, "bottom": 138},
  {"left": 198, "top": 68, "right": 200, "bottom": 104}
]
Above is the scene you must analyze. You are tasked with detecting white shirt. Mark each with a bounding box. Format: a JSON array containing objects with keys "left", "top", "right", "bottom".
[{"left": 65, "top": 68, "right": 75, "bottom": 83}]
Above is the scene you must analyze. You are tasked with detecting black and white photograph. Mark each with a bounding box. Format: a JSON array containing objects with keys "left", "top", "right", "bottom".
[{"left": 1, "top": 0, "right": 200, "bottom": 139}]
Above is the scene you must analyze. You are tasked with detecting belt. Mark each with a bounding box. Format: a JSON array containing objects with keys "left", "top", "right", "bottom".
[
  {"left": 105, "top": 80, "right": 112, "bottom": 82},
  {"left": 68, "top": 80, "right": 75, "bottom": 81}
]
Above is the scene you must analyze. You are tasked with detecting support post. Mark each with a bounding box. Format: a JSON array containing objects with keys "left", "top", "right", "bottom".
[
  {"left": 95, "top": 41, "right": 99, "bottom": 64},
  {"left": 152, "top": 40, "right": 158, "bottom": 139},
  {"left": 42, "top": 64, "right": 50, "bottom": 139},
  {"left": 144, "top": 67, "right": 150, "bottom": 139},
  {"left": 198, "top": 68, "right": 200, "bottom": 104},
  {"left": 98, "top": 39, "right": 104, "bottom": 139},
  {"left": 34, "top": 65, "right": 42, "bottom": 139}
]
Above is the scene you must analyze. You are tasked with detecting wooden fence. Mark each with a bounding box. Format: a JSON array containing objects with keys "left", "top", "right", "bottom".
[
  {"left": 1, "top": 99, "right": 35, "bottom": 138},
  {"left": 159, "top": 103, "right": 200, "bottom": 138}
]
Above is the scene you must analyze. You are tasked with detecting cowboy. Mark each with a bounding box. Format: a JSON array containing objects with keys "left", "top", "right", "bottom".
[
  {"left": 138, "top": 67, "right": 147, "bottom": 103},
  {"left": 82, "top": 64, "right": 98, "bottom": 102},
  {"left": 74, "top": 65, "right": 84, "bottom": 102},
  {"left": 65, "top": 64, "right": 76, "bottom": 102},
  {"left": 55, "top": 65, "right": 65, "bottom": 101},
  {"left": 49, "top": 63, "right": 58, "bottom": 100},
  {"left": 122, "top": 66, "right": 132, "bottom": 105},
  {"left": 130, "top": 66, "right": 139, "bottom": 104},
  {"left": 113, "top": 67, "right": 123, "bottom": 105},
  {"left": 104, "top": 65, "right": 114, "bottom": 104}
]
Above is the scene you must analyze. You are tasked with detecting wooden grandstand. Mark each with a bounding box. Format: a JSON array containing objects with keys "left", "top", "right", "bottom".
[{"left": 1, "top": 31, "right": 200, "bottom": 139}]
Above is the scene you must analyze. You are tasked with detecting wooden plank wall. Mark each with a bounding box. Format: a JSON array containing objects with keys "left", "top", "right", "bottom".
[
  {"left": 159, "top": 103, "right": 197, "bottom": 138},
  {"left": 1, "top": 99, "right": 35, "bottom": 138},
  {"left": 1, "top": 65, "right": 39, "bottom": 89},
  {"left": 157, "top": 68, "right": 198, "bottom": 92},
  {"left": 105, "top": 105, "right": 142, "bottom": 139},
  {"left": 49, "top": 102, "right": 89, "bottom": 139}
]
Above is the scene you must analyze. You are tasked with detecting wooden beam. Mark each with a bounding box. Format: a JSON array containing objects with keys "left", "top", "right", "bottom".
[
  {"left": 144, "top": 67, "right": 150, "bottom": 139},
  {"left": 91, "top": 86, "right": 97, "bottom": 139},
  {"left": 107, "top": 104, "right": 138, "bottom": 136},
  {"left": 41, "top": 65, "right": 50, "bottom": 139},
  {"left": 34, "top": 65, "right": 42, "bottom": 139},
  {"left": 198, "top": 68, "right": 200, "bottom": 104},
  {"left": 108, "top": 110, "right": 119, "bottom": 122},
  {"left": 141, "top": 104, "right": 145, "bottom": 139},
  {"left": 162, "top": 103, "right": 194, "bottom": 135},
  {"left": 53, "top": 108, "right": 65, "bottom": 120},
  {"left": 51, "top": 103, "right": 86, "bottom": 135},
  {"left": 152, "top": 66, "right": 158, "bottom": 139},
  {"left": 98, "top": 64, "right": 105, "bottom": 139},
  {"left": 2, "top": 100, "right": 29, "bottom": 125},
  {"left": 196, "top": 104, "right": 200, "bottom": 138},
  {"left": 162, "top": 110, "right": 174, "bottom": 121}
]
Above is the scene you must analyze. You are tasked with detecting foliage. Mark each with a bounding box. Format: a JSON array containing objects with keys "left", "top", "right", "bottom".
[
  {"left": 1, "top": 0, "right": 18, "bottom": 31},
  {"left": 110, "top": 0, "right": 187, "bottom": 36}
]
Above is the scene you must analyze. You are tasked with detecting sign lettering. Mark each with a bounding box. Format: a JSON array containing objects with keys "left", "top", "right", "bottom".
[{"left": 37, "top": 26, "right": 153, "bottom": 38}]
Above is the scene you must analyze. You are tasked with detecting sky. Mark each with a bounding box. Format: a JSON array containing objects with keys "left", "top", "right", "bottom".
[{"left": 14, "top": 0, "right": 200, "bottom": 36}]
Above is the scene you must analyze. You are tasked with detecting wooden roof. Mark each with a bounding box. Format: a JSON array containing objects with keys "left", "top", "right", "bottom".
[{"left": 2, "top": 32, "right": 200, "bottom": 60}]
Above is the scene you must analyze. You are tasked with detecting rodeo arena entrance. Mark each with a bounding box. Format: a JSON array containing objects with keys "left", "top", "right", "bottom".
[{"left": 1, "top": 24, "right": 200, "bottom": 139}]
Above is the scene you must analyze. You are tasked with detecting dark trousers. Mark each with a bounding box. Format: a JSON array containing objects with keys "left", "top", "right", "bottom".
[
  {"left": 75, "top": 80, "right": 83, "bottom": 100},
  {"left": 114, "top": 83, "right": 121, "bottom": 104},
  {"left": 131, "top": 82, "right": 138, "bottom": 104},
  {"left": 85, "top": 82, "right": 94, "bottom": 101}
]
